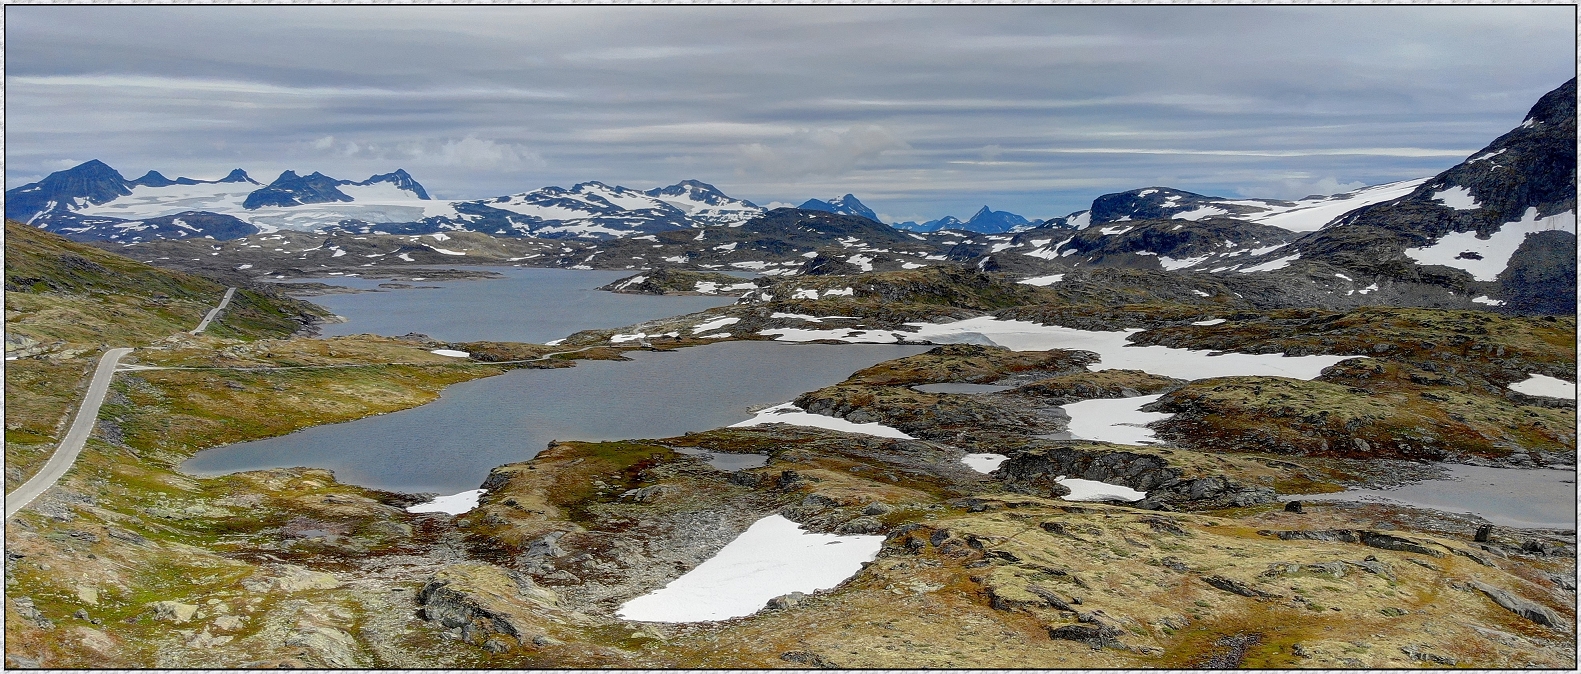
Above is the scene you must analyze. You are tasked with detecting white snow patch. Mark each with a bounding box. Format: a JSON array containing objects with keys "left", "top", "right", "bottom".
[
  {"left": 430, "top": 349, "right": 470, "bottom": 358},
  {"left": 406, "top": 489, "right": 485, "bottom": 515},
  {"left": 771, "top": 312, "right": 826, "bottom": 323},
  {"left": 1171, "top": 206, "right": 1228, "bottom": 221},
  {"left": 1061, "top": 395, "right": 1171, "bottom": 445},
  {"left": 1159, "top": 255, "right": 1210, "bottom": 271},
  {"left": 962, "top": 453, "right": 1009, "bottom": 473},
  {"left": 1432, "top": 186, "right": 1480, "bottom": 210},
  {"left": 1057, "top": 477, "right": 1148, "bottom": 503},
  {"left": 691, "top": 316, "right": 742, "bottom": 334},
  {"left": 1471, "top": 295, "right": 1505, "bottom": 306},
  {"left": 616, "top": 514, "right": 882, "bottom": 623},
  {"left": 1191, "top": 319, "right": 1226, "bottom": 326},
  {"left": 1402, "top": 208, "right": 1576, "bottom": 282},
  {"left": 731, "top": 402, "right": 912, "bottom": 439},
  {"left": 613, "top": 275, "right": 648, "bottom": 291},
  {"left": 900, "top": 317, "right": 1356, "bottom": 381},
  {"left": 1508, "top": 374, "right": 1576, "bottom": 400},
  {"left": 824, "top": 287, "right": 855, "bottom": 297},
  {"left": 1017, "top": 274, "right": 1065, "bottom": 286},
  {"left": 1238, "top": 254, "right": 1300, "bottom": 273}
]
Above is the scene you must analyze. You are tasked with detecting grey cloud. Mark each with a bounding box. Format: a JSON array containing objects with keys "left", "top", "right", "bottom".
[{"left": 5, "top": 5, "right": 1573, "bottom": 219}]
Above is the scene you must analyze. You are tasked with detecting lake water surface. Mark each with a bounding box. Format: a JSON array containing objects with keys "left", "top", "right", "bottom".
[
  {"left": 183, "top": 341, "right": 926, "bottom": 493},
  {"left": 1298, "top": 464, "right": 1577, "bottom": 529},
  {"left": 302, "top": 267, "right": 737, "bottom": 343}
]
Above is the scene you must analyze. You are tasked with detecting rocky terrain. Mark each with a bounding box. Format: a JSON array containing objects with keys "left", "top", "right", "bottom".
[{"left": 6, "top": 218, "right": 1575, "bottom": 668}]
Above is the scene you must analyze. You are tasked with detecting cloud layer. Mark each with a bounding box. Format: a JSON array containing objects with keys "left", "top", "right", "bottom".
[{"left": 6, "top": 5, "right": 1573, "bottom": 221}]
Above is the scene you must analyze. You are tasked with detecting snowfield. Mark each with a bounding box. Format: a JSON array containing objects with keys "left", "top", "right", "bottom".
[
  {"left": 762, "top": 317, "right": 1359, "bottom": 381},
  {"left": 616, "top": 514, "right": 883, "bottom": 622},
  {"left": 1508, "top": 374, "right": 1576, "bottom": 400},
  {"left": 961, "top": 453, "right": 1010, "bottom": 473},
  {"left": 730, "top": 403, "right": 913, "bottom": 439},
  {"left": 1060, "top": 395, "right": 1172, "bottom": 445},
  {"left": 406, "top": 489, "right": 486, "bottom": 515},
  {"left": 1403, "top": 208, "right": 1576, "bottom": 282}
]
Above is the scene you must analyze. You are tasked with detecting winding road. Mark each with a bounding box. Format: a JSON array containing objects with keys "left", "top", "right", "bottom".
[
  {"left": 5, "top": 348, "right": 134, "bottom": 518},
  {"left": 4, "top": 285, "right": 610, "bottom": 518},
  {"left": 7, "top": 287, "right": 237, "bottom": 519}
]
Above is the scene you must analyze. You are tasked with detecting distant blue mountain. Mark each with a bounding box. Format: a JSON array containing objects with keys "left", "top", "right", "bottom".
[
  {"left": 798, "top": 194, "right": 880, "bottom": 222},
  {"left": 892, "top": 205, "right": 1035, "bottom": 234}
]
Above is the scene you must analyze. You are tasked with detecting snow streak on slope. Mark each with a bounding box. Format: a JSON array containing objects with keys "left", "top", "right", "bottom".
[{"left": 1231, "top": 178, "right": 1431, "bottom": 232}]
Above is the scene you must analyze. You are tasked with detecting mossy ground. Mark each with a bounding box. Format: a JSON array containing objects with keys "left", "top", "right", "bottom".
[{"left": 5, "top": 231, "right": 1574, "bottom": 667}]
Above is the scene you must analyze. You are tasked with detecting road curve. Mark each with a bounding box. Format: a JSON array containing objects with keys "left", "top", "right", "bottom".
[
  {"left": 5, "top": 348, "right": 134, "bottom": 519},
  {"left": 191, "top": 287, "right": 237, "bottom": 334}
]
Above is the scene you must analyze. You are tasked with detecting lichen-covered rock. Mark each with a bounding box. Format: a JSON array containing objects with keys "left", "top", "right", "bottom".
[
  {"left": 241, "top": 564, "right": 343, "bottom": 593},
  {"left": 417, "top": 562, "right": 559, "bottom": 650},
  {"left": 1470, "top": 580, "right": 1564, "bottom": 628},
  {"left": 149, "top": 601, "right": 198, "bottom": 624}
]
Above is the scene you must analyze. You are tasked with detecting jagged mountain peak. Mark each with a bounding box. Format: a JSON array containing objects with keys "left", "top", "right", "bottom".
[
  {"left": 357, "top": 169, "right": 430, "bottom": 200},
  {"left": 219, "top": 169, "right": 258, "bottom": 184}
]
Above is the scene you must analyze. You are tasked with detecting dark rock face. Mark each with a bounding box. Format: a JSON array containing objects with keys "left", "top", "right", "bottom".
[
  {"left": 996, "top": 446, "right": 1275, "bottom": 510},
  {"left": 1047, "top": 623, "right": 1123, "bottom": 648},
  {"left": 1265, "top": 529, "right": 1445, "bottom": 557},
  {"left": 1497, "top": 229, "right": 1577, "bottom": 314},
  {"left": 244, "top": 171, "right": 355, "bottom": 209},
  {"left": 997, "top": 447, "right": 1182, "bottom": 493},
  {"left": 1203, "top": 575, "right": 1282, "bottom": 599}
]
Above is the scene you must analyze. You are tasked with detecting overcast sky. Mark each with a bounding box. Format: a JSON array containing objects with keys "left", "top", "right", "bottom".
[{"left": 6, "top": 5, "right": 1575, "bottom": 222}]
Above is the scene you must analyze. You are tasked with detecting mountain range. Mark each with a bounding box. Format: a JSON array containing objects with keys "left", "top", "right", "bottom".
[
  {"left": 6, "top": 168, "right": 763, "bottom": 243},
  {"left": 6, "top": 79, "right": 1573, "bottom": 314}
]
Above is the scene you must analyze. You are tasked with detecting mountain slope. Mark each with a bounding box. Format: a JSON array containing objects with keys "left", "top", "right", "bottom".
[
  {"left": 1286, "top": 77, "right": 1577, "bottom": 313},
  {"left": 4, "top": 220, "right": 327, "bottom": 352}
]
